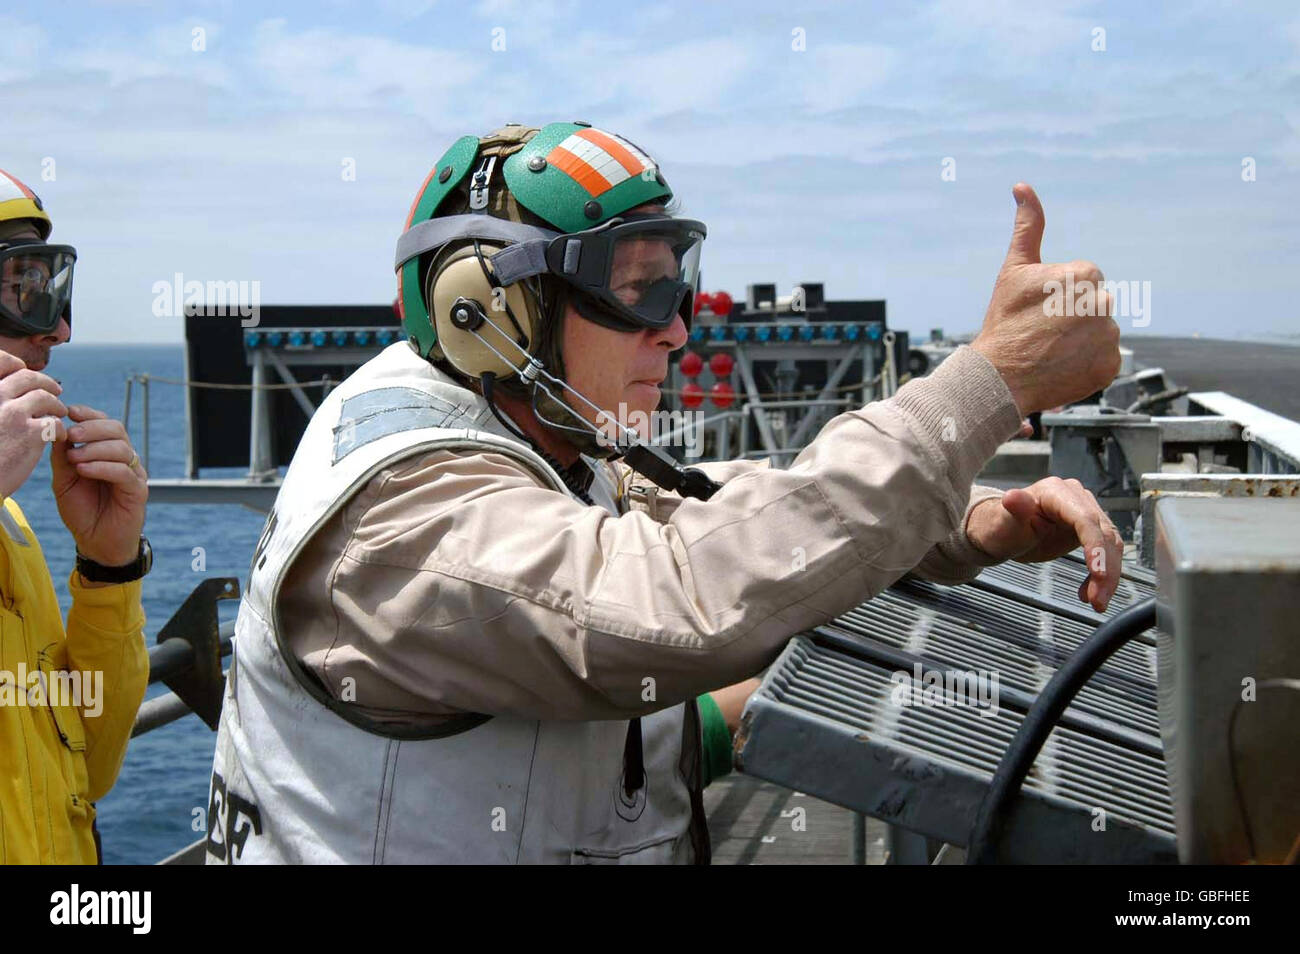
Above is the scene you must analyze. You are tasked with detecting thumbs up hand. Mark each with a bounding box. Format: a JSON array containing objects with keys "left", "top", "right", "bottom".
[{"left": 971, "top": 183, "right": 1121, "bottom": 414}]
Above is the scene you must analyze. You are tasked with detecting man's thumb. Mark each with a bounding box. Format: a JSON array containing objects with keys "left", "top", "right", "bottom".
[
  {"left": 1003, "top": 182, "right": 1044, "bottom": 267},
  {"left": 1000, "top": 487, "right": 1039, "bottom": 524}
]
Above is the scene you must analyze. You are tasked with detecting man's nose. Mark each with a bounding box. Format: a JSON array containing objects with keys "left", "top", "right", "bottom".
[
  {"left": 648, "top": 313, "right": 688, "bottom": 351},
  {"left": 39, "top": 316, "right": 71, "bottom": 346}
]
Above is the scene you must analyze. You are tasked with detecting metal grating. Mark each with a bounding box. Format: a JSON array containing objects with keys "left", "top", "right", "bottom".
[
  {"left": 977, "top": 550, "right": 1156, "bottom": 621},
  {"left": 736, "top": 555, "right": 1177, "bottom": 864},
  {"left": 841, "top": 578, "right": 1162, "bottom": 739}
]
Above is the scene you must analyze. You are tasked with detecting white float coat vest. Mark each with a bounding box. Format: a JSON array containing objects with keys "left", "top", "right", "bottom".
[{"left": 207, "top": 342, "right": 710, "bottom": 864}]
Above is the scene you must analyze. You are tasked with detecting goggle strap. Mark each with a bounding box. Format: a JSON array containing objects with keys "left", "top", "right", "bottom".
[
  {"left": 394, "top": 214, "right": 558, "bottom": 270},
  {"left": 488, "top": 239, "right": 552, "bottom": 286}
]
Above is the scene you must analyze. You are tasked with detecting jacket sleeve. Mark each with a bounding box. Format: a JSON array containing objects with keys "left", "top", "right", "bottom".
[
  {"left": 908, "top": 484, "right": 1007, "bottom": 584},
  {"left": 304, "top": 345, "right": 1021, "bottom": 722},
  {"left": 619, "top": 452, "right": 1008, "bottom": 585},
  {"left": 63, "top": 574, "right": 149, "bottom": 801}
]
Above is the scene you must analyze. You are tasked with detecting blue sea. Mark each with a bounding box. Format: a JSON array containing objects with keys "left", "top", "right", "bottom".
[{"left": 17, "top": 344, "right": 267, "bottom": 864}]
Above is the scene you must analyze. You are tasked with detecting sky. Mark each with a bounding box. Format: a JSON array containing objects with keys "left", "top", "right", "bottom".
[{"left": 2, "top": 0, "right": 1298, "bottom": 344}]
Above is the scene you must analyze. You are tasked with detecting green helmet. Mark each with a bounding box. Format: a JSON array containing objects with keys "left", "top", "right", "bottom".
[{"left": 396, "top": 121, "right": 687, "bottom": 362}]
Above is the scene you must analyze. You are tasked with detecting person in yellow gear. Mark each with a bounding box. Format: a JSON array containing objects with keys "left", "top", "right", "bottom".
[{"left": 0, "top": 168, "right": 151, "bottom": 863}]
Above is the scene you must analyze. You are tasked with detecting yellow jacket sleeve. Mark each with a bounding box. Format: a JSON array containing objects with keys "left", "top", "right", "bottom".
[{"left": 63, "top": 573, "right": 149, "bottom": 802}]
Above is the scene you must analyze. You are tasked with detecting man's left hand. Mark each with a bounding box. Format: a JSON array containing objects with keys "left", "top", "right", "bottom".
[
  {"left": 965, "top": 477, "right": 1123, "bottom": 613},
  {"left": 52, "top": 405, "right": 148, "bottom": 568}
]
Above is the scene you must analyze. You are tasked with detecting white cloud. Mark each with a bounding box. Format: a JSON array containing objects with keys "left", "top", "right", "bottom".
[
  {"left": 795, "top": 42, "right": 898, "bottom": 113},
  {"left": 249, "top": 19, "right": 486, "bottom": 112},
  {"left": 1, "top": 1, "right": 1296, "bottom": 342},
  {"left": 0, "top": 17, "right": 46, "bottom": 82}
]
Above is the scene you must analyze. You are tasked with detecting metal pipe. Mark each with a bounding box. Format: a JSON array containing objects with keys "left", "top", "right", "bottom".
[
  {"left": 141, "top": 374, "right": 151, "bottom": 473},
  {"left": 744, "top": 399, "right": 853, "bottom": 410},
  {"left": 146, "top": 619, "right": 235, "bottom": 685},
  {"left": 121, "top": 375, "right": 133, "bottom": 430},
  {"left": 132, "top": 670, "right": 229, "bottom": 737},
  {"left": 653, "top": 410, "right": 742, "bottom": 447},
  {"left": 248, "top": 351, "right": 272, "bottom": 477},
  {"left": 852, "top": 812, "right": 866, "bottom": 865}
]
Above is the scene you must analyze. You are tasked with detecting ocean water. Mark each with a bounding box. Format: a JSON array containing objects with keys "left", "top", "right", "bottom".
[{"left": 15, "top": 343, "right": 267, "bottom": 864}]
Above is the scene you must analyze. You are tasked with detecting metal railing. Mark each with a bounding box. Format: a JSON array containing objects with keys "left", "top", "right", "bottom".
[
  {"left": 131, "top": 577, "right": 240, "bottom": 738},
  {"left": 133, "top": 619, "right": 234, "bottom": 737},
  {"left": 1187, "top": 391, "right": 1300, "bottom": 474}
]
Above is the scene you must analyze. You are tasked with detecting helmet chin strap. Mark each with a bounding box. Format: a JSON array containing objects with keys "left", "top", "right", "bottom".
[{"left": 462, "top": 307, "right": 723, "bottom": 502}]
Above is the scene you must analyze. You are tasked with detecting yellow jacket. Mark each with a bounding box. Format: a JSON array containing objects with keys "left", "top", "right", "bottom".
[{"left": 0, "top": 497, "right": 148, "bottom": 864}]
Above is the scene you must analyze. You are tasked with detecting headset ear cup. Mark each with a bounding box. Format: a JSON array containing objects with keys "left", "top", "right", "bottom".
[{"left": 429, "top": 244, "right": 535, "bottom": 380}]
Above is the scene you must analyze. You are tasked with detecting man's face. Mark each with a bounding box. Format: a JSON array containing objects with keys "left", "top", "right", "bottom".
[
  {"left": 0, "top": 225, "right": 71, "bottom": 371},
  {"left": 561, "top": 208, "right": 689, "bottom": 436}
]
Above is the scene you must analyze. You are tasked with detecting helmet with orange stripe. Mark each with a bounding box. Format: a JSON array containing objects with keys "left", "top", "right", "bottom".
[
  {"left": 396, "top": 123, "right": 719, "bottom": 495},
  {"left": 395, "top": 122, "right": 704, "bottom": 386}
]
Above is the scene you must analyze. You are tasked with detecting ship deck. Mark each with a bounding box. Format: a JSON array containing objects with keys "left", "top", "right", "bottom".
[{"left": 705, "top": 774, "right": 892, "bottom": 864}]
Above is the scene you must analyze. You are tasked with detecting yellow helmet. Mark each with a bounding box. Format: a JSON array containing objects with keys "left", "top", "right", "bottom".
[{"left": 0, "top": 169, "right": 53, "bottom": 240}]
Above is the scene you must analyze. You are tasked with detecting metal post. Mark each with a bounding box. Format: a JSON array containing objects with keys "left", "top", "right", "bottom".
[
  {"left": 141, "top": 374, "right": 151, "bottom": 473},
  {"left": 248, "top": 351, "right": 273, "bottom": 478},
  {"left": 852, "top": 812, "right": 867, "bottom": 865},
  {"left": 121, "top": 374, "right": 133, "bottom": 429},
  {"left": 862, "top": 343, "right": 875, "bottom": 405},
  {"left": 885, "top": 824, "right": 934, "bottom": 864},
  {"left": 735, "top": 344, "right": 780, "bottom": 455},
  {"left": 882, "top": 331, "right": 898, "bottom": 398}
]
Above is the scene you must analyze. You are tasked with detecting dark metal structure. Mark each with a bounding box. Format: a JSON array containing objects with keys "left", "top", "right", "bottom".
[{"left": 735, "top": 554, "right": 1179, "bottom": 864}]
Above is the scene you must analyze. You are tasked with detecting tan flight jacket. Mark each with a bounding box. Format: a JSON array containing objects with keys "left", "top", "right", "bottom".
[{"left": 280, "top": 345, "right": 1022, "bottom": 728}]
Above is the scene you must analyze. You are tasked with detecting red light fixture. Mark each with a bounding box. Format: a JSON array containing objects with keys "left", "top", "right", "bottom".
[
  {"left": 681, "top": 382, "right": 705, "bottom": 408},
  {"left": 710, "top": 291, "right": 733, "bottom": 317},
  {"left": 679, "top": 350, "right": 703, "bottom": 377},
  {"left": 708, "top": 352, "right": 734, "bottom": 378},
  {"left": 710, "top": 381, "right": 735, "bottom": 408}
]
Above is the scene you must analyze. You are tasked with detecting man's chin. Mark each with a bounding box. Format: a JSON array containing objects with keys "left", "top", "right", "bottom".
[{"left": 624, "top": 383, "right": 661, "bottom": 414}]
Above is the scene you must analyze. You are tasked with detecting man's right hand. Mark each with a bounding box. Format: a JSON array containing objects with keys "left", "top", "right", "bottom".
[
  {"left": 971, "top": 183, "right": 1122, "bottom": 414},
  {"left": 0, "top": 351, "right": 68, "bottom": 499}
]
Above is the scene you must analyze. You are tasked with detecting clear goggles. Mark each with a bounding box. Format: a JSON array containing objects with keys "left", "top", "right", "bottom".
[
  {"left": 543, "top": 213, "right": 705, "bottom": 331},
  {"left": 396, "top": 212, "right": 706, "bottom": 332},
  {"left": 0, "top": 242, "right": 76, "bottom": 336}
]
